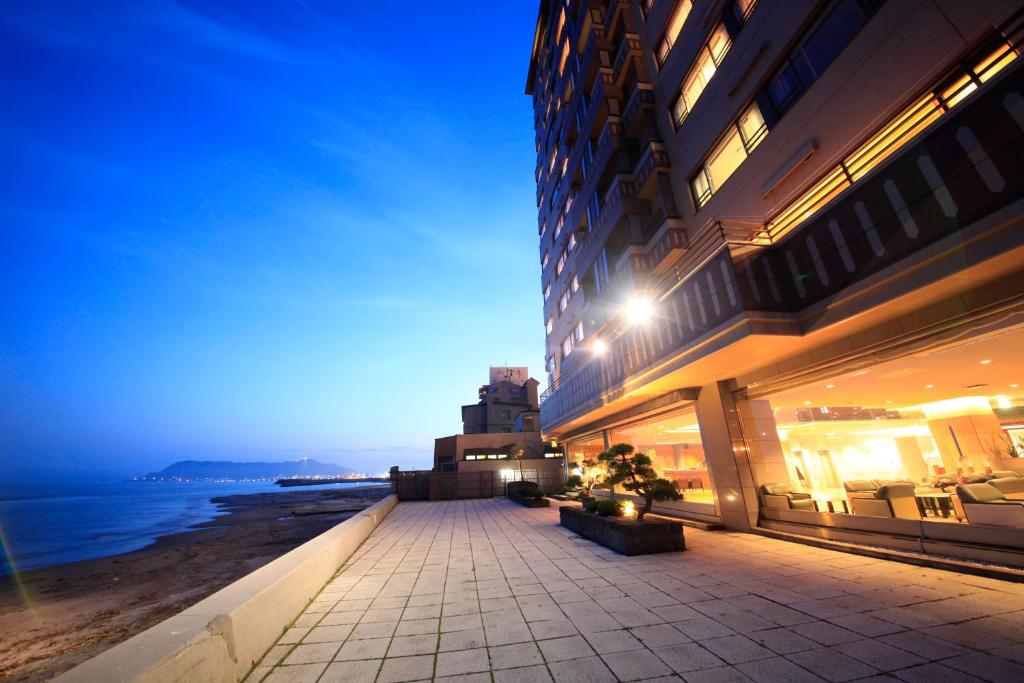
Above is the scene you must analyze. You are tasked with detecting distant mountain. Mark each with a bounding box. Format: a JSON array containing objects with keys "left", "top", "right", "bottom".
[{"left": 139, "top": 458, "right": 355, "bottom": 482}]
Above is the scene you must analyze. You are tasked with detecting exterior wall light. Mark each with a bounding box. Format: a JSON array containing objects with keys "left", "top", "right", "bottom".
[
  {"left": 625, "top": 296, "right": 654, "bottom": 325},
  {"left": 591, "top": 339, "right": 608, "bottom": 355},
  {"left": 622, "top": 501, "right": 636, "bottom": 518}
]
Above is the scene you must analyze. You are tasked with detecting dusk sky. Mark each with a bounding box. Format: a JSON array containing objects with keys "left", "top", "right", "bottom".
[{"left": 0, "top": 1, "right": 544, "bottom": 479}]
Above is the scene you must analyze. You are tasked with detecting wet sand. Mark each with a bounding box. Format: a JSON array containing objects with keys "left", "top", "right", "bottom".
[{"left": 0, "top": 485, "right": 391, "bottom": 681}]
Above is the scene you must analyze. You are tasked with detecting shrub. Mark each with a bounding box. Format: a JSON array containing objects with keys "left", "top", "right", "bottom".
[
  {"left": 562, "top": 475, "right": 583, "bottom": 493},
  {"left": 508, "top": 480, "right": 541, "bottom": 498},
  {"left": 586, "top": 498, "right": 623, "bottom": 517}
]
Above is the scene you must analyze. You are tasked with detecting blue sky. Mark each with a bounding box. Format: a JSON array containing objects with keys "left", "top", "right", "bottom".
[{"left": 0, "top": 1, "right": 543, "bottom": 479}]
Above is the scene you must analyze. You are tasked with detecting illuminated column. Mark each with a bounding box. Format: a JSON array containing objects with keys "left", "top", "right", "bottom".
[
  {"left": 923, "top": 397, "right": 1006, "bottom": 474},
  {"left": 894, "top": 436, "right": 930, "bottom": 484},
  {"left": 695, "top": 382, "right": 760, "bottom": 530}
]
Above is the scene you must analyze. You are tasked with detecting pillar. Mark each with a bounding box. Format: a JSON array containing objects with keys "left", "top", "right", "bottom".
[{"left": 695, "top": 381, "right": 760, "bottom": 530}]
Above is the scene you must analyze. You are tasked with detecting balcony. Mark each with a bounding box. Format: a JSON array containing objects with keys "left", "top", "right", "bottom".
[{"left": 540, "top": 59, "right": 1024, "bottom": 433}]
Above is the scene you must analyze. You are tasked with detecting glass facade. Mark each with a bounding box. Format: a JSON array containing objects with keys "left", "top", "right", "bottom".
[
  {"left": 608, "top": 408, "right": 713, "bottom": 504},
  {"left": 750, "top": 326, "right": 1024, "bottom": 524}
]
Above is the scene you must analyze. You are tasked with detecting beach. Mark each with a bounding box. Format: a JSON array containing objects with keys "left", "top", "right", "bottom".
[{"left": 0, "top": 485, "right": 391, "bottom": 682}]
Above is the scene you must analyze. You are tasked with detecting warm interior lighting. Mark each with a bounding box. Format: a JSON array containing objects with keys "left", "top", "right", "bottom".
[
  {"left": 622, "top": 501, "right": 636, "bottom": 518},
  {"left": 995, "top": 396, "right": 1012, "bottom": 409},
  {"left": 625, "top": 296, "right": 654, "bottom": 325},
  {"left": 919, "top": 396, "right": 994, "bottom": 419},
  {"left": 499, "top": 469, "right": 515, "bottom": 480},
  {"left": 981, "top": 359, "right": 992, "bottom": 365},
  {"left": 591, "top": 339, "right": 608, "bottom": 356}
]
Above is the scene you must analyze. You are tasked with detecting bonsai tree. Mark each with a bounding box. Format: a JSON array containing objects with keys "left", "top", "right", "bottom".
[
  {"left": 576, "top": 457, "right": 606, "bottom": 497},
  {"left": 599, "top": 443, "right": 682, "bottom": 522},
  {"left": 500, "top": 443, "right": 526, "bottom": 479},
  {"left": 562, "top": 474, "right": 583, "bottom": 493}
]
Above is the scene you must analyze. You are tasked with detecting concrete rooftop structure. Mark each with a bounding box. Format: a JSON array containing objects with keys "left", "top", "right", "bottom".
[{"left": 248, "top": 500, "right": 1024, "bottom": 682}]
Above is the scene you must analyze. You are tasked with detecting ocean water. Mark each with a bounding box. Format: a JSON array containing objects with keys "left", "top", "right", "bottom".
[{"left": 0, "top": 479, "right": 373, "bottom": 575}]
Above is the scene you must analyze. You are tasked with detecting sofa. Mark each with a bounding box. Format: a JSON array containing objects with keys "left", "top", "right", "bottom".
[
  {"left": 956, "top": 483, "right": 1024, "bottom": 527},
  {"left": 759, "top": 484, "right": 815, "bottom": 511},
  {"left": 988, "top": 477, "right": 1024, "bottom": 501},
  {"left": 849, "top": 483, "right": 921, "bottom": 519}
]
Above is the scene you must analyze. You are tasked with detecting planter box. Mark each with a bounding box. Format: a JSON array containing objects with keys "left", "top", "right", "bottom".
[
  {"left": 511, "top": 494, "right": 550, "bottom": 508},
  {"left": 560, "top": 506, "right": 685, "bottom": 555}
]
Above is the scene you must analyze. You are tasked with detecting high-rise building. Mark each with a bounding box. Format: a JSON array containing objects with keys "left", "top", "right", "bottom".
[{"left": 527, "top": 0, "right": 1024, "bottom": 559}]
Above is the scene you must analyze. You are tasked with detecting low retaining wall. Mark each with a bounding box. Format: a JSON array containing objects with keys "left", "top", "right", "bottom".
[{"left": 56, "top": 494, "right": 398, "bottom": 683}]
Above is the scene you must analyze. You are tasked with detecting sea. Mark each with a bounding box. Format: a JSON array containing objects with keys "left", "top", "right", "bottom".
[{"left": 0, "top": 479, "right": 373, "bottom": 576}]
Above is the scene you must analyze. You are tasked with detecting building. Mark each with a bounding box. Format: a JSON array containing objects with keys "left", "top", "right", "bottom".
[
  {"left": 461, "top": 369, "right": 542, "bottom": 434},
  {"left": 527, "top": 0, "right": 1024, "bottom": 561},
  {"left": 434, "top": 369, "right": 564, "bottom": 488}
]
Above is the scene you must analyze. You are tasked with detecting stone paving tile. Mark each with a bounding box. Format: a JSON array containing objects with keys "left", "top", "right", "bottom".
[
  {"left": 493, "top": 664, "right": 554, "bottom": 683},
  {"left": 489, "top": 642, "right": 545, "bottom": 670},
  {"left": 785, "top": 647, "right": 880, "bottom": 682},
  {"left": 377, "top": 654, "right": 435, "bottom": 683},
  {"left": 320, "top": 658, "right": 382, "bottom": 683},
  {"left": 435, "top": 648, "right": 490, "bottom": 677},
  {"left": 601, "top": 649, "right": 674, "bottom": 680},
  {"left": 257, "top": 500, "right": 1024, "bottom": 682}
]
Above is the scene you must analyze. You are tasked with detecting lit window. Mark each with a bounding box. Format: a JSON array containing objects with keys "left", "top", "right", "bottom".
[
  {"left": 657, "top": 0, "right": 694, "bottom": 65},
  {"left": 573, "top": 321, "right": 584, "bottom": 343},
  {"left": 763, "top": 32, "right": 1020, "bottom": 241},
  {"left": 544, "top": 282, "right": 552, "bottom": 301},
  {"left": 562, "top": 334, "right": 573, "bottom": 358},
  {"left": 674, "top": 24, "right": 732, "bottom": 127},
  {"left": 546, "top": 317, "right": 553, "bottom": 335},
  {"left": 559, "top": 289, "right": 570, "bottom": 313},
  {"left": 541, "top": 251, "right": 550, "bottom": 268},
  {"left": 556, "top": 249, "right": 568, "bottom": 276},
  {"left": 571, "top": 274, "right": 579, "bottom": 294},
  {"left": 691, "top": 103, "right": 767, "bottom": 209},
  {"left": 568, "top": 232, "right": 577, "bottom": 251}
]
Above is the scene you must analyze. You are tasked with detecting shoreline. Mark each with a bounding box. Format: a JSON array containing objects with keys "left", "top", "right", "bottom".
[{"left": 0, "top": 485, "right": 391, "bottom": 682}]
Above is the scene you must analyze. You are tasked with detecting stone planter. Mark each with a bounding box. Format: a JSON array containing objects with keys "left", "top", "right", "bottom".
[
  {"left": 510, "top": 494, "right": 550, "bottom": 508},
  {"left": 560, "top": 506, "right": 685, "bottom": 555}
]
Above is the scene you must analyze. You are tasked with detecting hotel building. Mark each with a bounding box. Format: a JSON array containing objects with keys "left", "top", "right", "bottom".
[{"left": 527, "top": 0, "right": 1024, "bottom": 563}]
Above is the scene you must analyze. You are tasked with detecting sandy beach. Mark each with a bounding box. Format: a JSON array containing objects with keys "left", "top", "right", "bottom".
[{"left": 0, "top": 485, "right": 391, "bottom": 682}]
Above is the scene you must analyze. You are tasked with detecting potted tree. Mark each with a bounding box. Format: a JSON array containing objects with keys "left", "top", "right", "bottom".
[
  {"left": 576, "top": 456, "right": 607, "bottom": 507},
  {"left": 559, "top": 443, "right": 685, "bottom": 555}
]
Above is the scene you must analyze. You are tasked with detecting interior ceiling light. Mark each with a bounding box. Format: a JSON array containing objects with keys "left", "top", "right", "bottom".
[{"left": 981, "top": 359, "right": 993, "bottom": 364}]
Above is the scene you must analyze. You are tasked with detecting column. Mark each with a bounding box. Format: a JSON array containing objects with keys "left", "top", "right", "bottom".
[{"left": 695, "top": 381, "right": 760, "bottom": 530}]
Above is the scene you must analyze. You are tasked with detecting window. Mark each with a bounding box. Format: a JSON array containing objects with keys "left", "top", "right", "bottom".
[
  {"left": 571, "top": 274, "right": 580, "bottom": 294},
  {"left": 556, "top": 248, "right": 568, "bottom": 276},
  {"left": 573, "top": 321, "right": 584, "bottom": 343},
  {"left": 657, "top": 0, "right": 694, "bottom": 65},
  {"left": 690, "top": 103, "right": 767, "bottom": 209},
  {"left": 673, "top": 24, "right": 732, "bottom": 127},
  {"left": 544, "top": 282, "right": 552, "bottom": 301},
  {"left": 546, "top": 317, "right": 553, "bottom": 335},
  {"left": 758, "top": 0, "right": 874, "bottom": 123},
  {"left": 568, "top": 232, "right": 577, "bottom": 252},
  {"left": 559, "top": 289, "right": 570, "bottom": 313},
  {"left": 562, "top": 334, "right": 574, "bottom": 358}
]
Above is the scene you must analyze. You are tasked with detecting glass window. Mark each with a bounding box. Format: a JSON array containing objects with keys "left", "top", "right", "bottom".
[
  {"left": 609, "top": 408, "right": 713, "bottom": 504},
  {"left": 545, "top": 317, "right": 553, "bottom": 335},
  {"left": 737, "top": 103, "right": 767, "bottom": 149},
  {"left": 707, "top": 25, "right": 731, "bottom": 65},
  {"left": 543, "top": 282, "right": 551, "bottom": 301},
  {"left": 706, "top": 128, "right": 747, "bottom": 192},
  {"left": 561, "top": 334, "right": 573, "bottom": 358},
  {"left": 658, "top": 0, "right": 694, "bottom": 64},
  {"left": 749, "top": 326, "right": 1024, "bottom": 525}
]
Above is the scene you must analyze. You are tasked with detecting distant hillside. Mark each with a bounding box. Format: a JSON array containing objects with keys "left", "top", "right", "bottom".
[{"left": 140, "top": 459, "right": 355, "bottom": 481}]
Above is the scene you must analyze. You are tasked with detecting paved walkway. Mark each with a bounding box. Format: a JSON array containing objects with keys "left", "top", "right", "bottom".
[{"left": 249, "top": 500, "right": 1024, "bottom": 683}]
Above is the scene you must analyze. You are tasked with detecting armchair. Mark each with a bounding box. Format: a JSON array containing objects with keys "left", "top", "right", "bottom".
[{"left": 759, "top": 483, "right": 815, "bottom": 511}]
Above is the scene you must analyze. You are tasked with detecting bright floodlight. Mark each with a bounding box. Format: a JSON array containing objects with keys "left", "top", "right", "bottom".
[
  {"left": 591, "top": 339, "right": 608, "bottom": 356},
  {"left": 625, "top": 296, "right": 654, "bottom": 325}
]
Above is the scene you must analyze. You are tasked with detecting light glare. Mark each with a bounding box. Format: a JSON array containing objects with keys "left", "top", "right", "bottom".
[{"left": 625, "top": 297, "right": 654, "bottom": 325}]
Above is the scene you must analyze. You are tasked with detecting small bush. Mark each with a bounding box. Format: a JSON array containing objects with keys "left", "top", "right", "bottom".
[
  {"left": 508, "top": 480, "right": 541, "bottom": 498},
  {"left": 586, "top": 499, "right": 623, "bottom": 517},
  {"left": 562, "top": 475, "right": 582, "bottom": 492}
]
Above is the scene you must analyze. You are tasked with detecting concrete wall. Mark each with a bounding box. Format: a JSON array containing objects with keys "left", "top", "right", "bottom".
[{"left": 55, "top": 494, "right": 398, "bottom": 683}]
